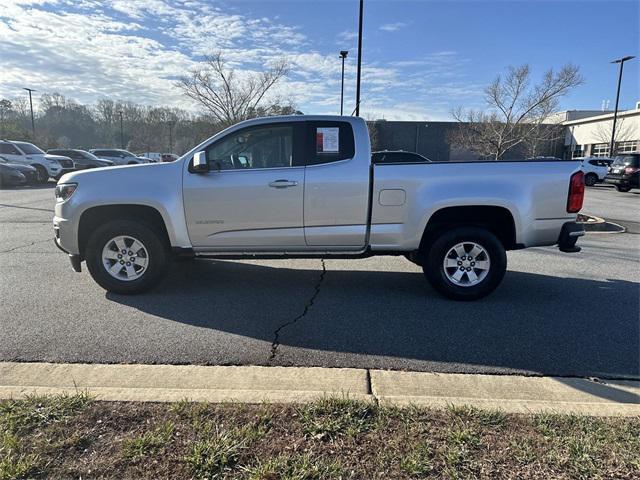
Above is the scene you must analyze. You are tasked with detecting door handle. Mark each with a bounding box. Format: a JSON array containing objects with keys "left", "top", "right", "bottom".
[{"left": 269, "top": 179, "right": 298, "bottom": 188}]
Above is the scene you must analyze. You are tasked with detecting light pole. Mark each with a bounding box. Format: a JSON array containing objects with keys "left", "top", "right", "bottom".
[
  {"left": 355, "top": 0, "right": 364, "bottom": 116},
  {"left": 23, "top": 87, "right": 36, "bottom": 138},
  {"left": 118, "top": 110, "right": 124, "bottom": 149},
  {"left": 609, "top": 55, "right": 635, "bottom": 157},
  {"left": 339, "top": 50, "right": 348, "bottom": 115}
]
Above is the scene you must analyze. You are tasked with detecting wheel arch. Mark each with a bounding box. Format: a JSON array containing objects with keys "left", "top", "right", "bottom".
[
  {"left": 78, "top": 204, "right": 171, "bottom": 258},
  {"left": 419, "top": 205, "right": 517, "bottom": 253}
]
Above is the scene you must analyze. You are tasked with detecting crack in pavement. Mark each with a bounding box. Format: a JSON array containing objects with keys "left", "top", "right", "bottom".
[
  {"left": 0, "top": 238, "right": 53, "bottom": 254},
  {"left": 0, "top": 203, "right": 54, "bottom": 213},
  {"left": 269, "top": 259, "right": 327, "bottom": 361}
]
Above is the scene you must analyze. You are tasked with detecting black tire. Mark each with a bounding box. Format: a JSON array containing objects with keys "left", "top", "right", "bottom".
[
  {"left": 422, "top": 227, "right": 506, "bottom": 301},
  {"left": 85, "top": 219, "right": 168, "bottom": 294},
  {"left": 584, "top": 173, "right": 598, "bottom": 187},
  {"left": 33, "top": 165, "right": 49, "bottom": 184},
  {"left": 616, "top": 185, "right": 632, "bottom": 192}
]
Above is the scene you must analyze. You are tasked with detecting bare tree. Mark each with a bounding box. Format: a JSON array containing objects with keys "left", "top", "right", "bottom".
[
  {"left": 450, "top": 64, "right": 583, "bottom": 159},
  {"left": 592, "top": 117, "right": 636, "bottom": 153},
  {"left": 177, "top": 53, "right": 289, "bottom": 125}
]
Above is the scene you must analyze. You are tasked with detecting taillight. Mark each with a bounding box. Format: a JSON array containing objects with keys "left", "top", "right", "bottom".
[
  {"left": 567, "top": 171, "right": 585, "bottom": 213},
  {"left": 624, "top": 167, "right": 639, "bottom": 175}
]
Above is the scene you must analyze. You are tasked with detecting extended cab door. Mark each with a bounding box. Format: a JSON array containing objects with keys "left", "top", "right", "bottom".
[
  {"left": 183, "top": 122, "right": 307, "bottom": 249},
  {"left": 303, "top": 120, "right": 370, "bottom": 247}
]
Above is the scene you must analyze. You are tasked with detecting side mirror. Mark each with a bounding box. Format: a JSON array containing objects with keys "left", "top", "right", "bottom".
[{"left": 192, "top": 151, "right": 209, "bottom": 173}]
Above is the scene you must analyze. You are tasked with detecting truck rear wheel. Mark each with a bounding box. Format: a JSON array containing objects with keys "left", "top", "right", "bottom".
[
  {"left": 85, "top": 220, "right": 168, "bottom": 294},
  {"left": 423, "top": 227, "right": 506, "bottom": 301}
]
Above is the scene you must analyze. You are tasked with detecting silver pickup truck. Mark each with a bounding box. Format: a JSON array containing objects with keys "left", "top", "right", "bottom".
[{"left": 54, "top": 115, "right": 585, "bottom": 300}]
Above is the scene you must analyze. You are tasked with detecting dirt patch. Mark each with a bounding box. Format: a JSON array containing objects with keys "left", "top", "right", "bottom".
[{"left": 1, "top": 394, "right": 639, "bottom": 479}]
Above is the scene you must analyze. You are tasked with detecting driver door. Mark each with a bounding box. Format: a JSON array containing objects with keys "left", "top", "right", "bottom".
[{"left": 183, "top": 122, "right": 307, "bottom": 249}]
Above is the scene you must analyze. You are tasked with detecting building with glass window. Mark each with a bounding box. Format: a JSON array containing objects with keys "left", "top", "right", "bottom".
[{"left": 563, "top": 102, "right": 640, "bottom": 159}]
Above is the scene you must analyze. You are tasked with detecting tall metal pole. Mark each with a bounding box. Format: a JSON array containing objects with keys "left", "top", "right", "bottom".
[
  {"left": 355, "top": 0, "right": 364, "bottom": 116},
  {"left": 609, "top": 55, "right": 635, "bottom": 157},
  {"left": 339, "top": 51, "right": 348, "bottom": 115},
  {"left": 118, "top": 111, "right": 124, "bottom": 149},
  {"left": 23, "top": 88, "right": 36, "bottom": 138}
]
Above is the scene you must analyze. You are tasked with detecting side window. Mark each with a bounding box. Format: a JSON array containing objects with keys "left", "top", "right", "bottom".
[
  {"left": 206, "top": 125, "right": 294, "bottom": 170},
  {"left": 0, "top": 143, "right": 21, "bottom": 155},
  {"left": 307, "top": 121, "right": 355, "bottom": 165}
]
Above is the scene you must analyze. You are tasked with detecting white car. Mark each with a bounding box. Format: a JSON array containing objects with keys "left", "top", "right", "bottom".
[
  {"left": 580, "top": 157, "right": 612, "bottom": 186},
  {"left": 0, "top": 140, "right": 74, "bottom": 183},
  {"left": 89, "top": 149, "right": 149, "bottom": 166}
]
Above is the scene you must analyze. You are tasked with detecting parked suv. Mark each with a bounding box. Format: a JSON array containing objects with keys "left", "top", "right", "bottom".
[
  {"left": 580, "top": 157, "right": 612, "bottom": 186},
  {"left": 0, "top": 140, "right": 73, "bottom": 183},
  {"left": 90, "top": 149, "right": 148, "bottom": 165},
  {"left": 605, "top": 153, "right": 640, "bottom": 192},
  {"left": 372, "top": 150, "right": 431, "bottom": 164},
  {"left": 48, "top": 149, "right": 114, "bottom": 170}
]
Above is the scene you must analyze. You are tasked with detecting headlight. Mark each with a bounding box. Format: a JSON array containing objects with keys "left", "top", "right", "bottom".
[{"left": 55, "top": 183, "right": 77, "bottom": 202}]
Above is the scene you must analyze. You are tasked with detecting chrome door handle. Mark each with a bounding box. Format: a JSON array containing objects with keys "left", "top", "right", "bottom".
[{"left": 268, "top": 179, "right": 298, "bottom": 188}]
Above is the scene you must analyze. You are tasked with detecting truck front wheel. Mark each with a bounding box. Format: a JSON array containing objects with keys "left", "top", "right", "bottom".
[
  {"left": 85, "top": 220, "right": 168, "bottom": 294},
  {"left": 423, "top": 227, "right": 506, "bottom": 301}
]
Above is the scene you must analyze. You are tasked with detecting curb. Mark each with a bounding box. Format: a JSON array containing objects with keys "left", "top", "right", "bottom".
[{"left": 1, "top": 362, "right": 638, "bottom": 417}]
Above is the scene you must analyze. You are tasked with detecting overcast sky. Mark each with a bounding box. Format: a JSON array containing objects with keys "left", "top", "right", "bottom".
[{"left": 1, "top": 0, "right": 638, "bottom": 120}]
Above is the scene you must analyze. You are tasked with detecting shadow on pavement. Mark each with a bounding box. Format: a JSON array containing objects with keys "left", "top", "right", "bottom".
[{"left": 107, "top": 259, "right": 640, "bottom": 386}]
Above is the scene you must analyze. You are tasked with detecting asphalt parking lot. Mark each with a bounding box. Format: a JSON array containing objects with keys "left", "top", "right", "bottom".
[{"left": 1, "top": 183, "right": 638, "bottom": 379}]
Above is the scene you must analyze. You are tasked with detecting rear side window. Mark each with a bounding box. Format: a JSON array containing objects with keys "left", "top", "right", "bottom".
[
  {"left": 306, "top": 121, "right": 355, "bottom": 165},
  {"left": 0, "top": 143, "right": 21, "bottom": 155}
]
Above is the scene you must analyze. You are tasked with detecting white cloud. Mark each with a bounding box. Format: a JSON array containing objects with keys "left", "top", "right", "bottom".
[
  {"left": 0, "top": 1, "right": 481, "bottom": 120},
  {"left": 379, "top": 22, "right": 408, "bottom": 32}
]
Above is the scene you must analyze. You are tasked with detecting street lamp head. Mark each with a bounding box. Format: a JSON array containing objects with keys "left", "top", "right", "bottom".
[
  {"left": 611, "top": 55, "right": 635, "bottom": 64},
  {"left": 340, "top": 50, "right": 348, "bottom": 59}
]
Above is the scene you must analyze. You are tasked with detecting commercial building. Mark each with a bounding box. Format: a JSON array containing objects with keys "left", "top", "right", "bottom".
[
  {"left": 563, "top": 103, "right": 640, "bottom": 159},
  {"left": 369, "top": 102, "right": 639, "bottom": 161}
]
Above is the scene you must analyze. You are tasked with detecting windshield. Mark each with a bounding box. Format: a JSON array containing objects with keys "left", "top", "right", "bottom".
[
  {"left": 120, "top": 150, "right": 136, "bottom": 157},
  {"left": 14, "top": 142, "right": 45, "bottom": 155},
  {"left": 79, "top": 150, "right": 101, "bottom": 160},
  {"left": 612, "top": 155, "right": 639, "bottom": 167}
]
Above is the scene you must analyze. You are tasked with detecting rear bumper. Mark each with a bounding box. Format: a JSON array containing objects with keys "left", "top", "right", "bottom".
[{"left": 557, "top": 221, "right": 584, "bottom": 253}]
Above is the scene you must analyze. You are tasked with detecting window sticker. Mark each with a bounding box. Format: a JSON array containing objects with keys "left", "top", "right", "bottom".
[{"left": 316, "top": 127, "right": 339, "bottom": 153}]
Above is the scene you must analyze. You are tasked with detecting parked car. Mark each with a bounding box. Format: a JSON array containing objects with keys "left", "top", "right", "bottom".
[
  {"left": 89, "top": 149, "right": 149, "bottom": 165},
  {"left": 161, "top": 153, "right": 179, "bottom": 162},
  {"left": 372, "top": 150, "right": 431, "bottom": 164},
  {"left": 580, "top": 157, "right": 612, "bottom": 186},
  {"left": 47, "top": 149, "right": 115, "bottom": 170},
  {"left": 54, "top": 115, "right": 584, "bottom": 301},
  {"left": 0, "top": 155, "right": 39, "bottom": 186},
  {"left": 0, "top": 140, "right": 73, "bottom": 183},
  {"left": 138, "top": 152, "right": 163, "bottom": 162},
  {"left": 605, "top": 153, "right": 640, "bottom": 192},
  {"left": 136, "top": 156, "right": 157, "bottom": 163}
]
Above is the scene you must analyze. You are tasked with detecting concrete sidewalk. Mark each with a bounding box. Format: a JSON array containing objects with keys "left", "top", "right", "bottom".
[{"left": 1, "top": 362, "right": 638, "bottom": 416}]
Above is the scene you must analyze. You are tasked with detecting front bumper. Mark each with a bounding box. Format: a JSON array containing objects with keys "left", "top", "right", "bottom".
[
  {"left": 5, "top": 173, "right": 27, "bottom": 186},
  {"left": 54, "top": 236, "right": 82, "bottom": 272},
  {"left": 557, "top": 221, "right": 584, "bottom": 253}
]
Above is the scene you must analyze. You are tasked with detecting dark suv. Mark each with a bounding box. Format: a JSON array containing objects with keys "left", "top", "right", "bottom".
[
  {"left": 372, "top": 150, "right": 431, "bottom": 164},
  {"left": 47, "top": 149, "right": 114, "bottom": 170},
  {"left": 605, "top": 153, "right": 640, "bottom": 192}
]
